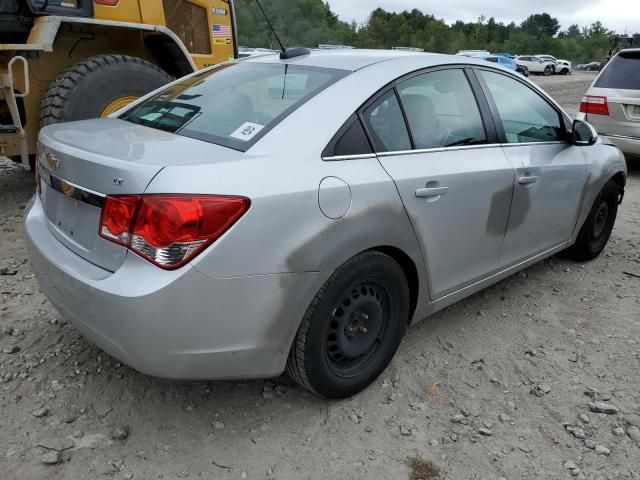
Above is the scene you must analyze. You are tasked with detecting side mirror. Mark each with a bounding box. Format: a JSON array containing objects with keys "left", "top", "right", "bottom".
[{"left": 571, "top": 119, "right": 598, "bottom": 146}]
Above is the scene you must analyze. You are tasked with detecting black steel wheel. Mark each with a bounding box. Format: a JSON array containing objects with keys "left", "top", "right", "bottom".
[
  {"left": 286, "top": 251, "right": 410, "bottom": 399},
  {"left": 325, "top": 282, "right": 389, "bottom": 377},
  {"left": 564, "top": 179, "right": 622, "bottom": 261}
]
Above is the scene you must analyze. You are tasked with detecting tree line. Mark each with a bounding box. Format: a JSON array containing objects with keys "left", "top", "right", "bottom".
[{"left": 234, "top": 0, "right": 639, "bottom": 63}]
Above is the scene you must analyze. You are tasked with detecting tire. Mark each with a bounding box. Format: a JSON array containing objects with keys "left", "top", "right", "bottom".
[
  {"left": 563, "top": 180, "right": 620, "bottom": 261},
  {"left": 286, "top": 251, "right": 410, "bottom": 399},
  {"left": 40, "top": 54, "right": 172, "bottom": 128},
  {"left": 544, "top": 66, "right": 552, "bottom": 76}
]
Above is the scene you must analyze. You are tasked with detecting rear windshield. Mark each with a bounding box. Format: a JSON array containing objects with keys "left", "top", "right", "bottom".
[
  {"left": 595, "top": 52, "right": 640, "bottom": 90},
  {"left": 120, "top": 62, "right": 347, "bottom": 151}
]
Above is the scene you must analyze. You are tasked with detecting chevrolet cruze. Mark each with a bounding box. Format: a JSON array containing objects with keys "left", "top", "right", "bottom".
[{"left": 26, "top": 50, "right": 627, "bottom": 398}]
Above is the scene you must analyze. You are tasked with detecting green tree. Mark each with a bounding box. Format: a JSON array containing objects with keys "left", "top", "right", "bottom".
[
  {"left": 233, "top": 2, "right": 627, "bottom": 63},
  {"left": 520, "top": 13, "right": 561, "bottom": 38}
]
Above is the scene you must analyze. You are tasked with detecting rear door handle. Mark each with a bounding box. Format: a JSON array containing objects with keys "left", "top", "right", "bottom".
[
  {"left": 518, "top": 175, "right": 539, "bottom": 185},
  {"left": 415, "top": 186, "right": 449, "bottom": 198}
]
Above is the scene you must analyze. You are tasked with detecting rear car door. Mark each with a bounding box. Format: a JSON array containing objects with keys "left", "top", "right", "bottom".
[
  {"left": 474, "top": 68, "right": 588, "bottom": 267},
  {"left": 365, "top": 67, "right": 515, "bottom": 299}
]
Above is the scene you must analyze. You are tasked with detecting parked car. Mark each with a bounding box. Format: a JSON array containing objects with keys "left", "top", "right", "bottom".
[
  {"left": 556, "top": 60, "right": 573, "bottom": 74},
  {"left": 536, "top": 54, "right": 573, "bottom": 75},
  {"left": 472, "top": 54, "right": 528, "bottom": 77},
  {"left": 237, "top": 47, "right": 279, "bottom": 59},
  {"left": 577, "top": 49, "right": 640, "bottom": 159},
  {"left": 457, "top": 49, "right": 490, "bottom": 56},
  {"left": 515, "top": 55, "right": 555, "bottom": 75},
  {"left": 26, "top": 50, "right": 627, "bottom": 399},
  {"left": 576, "top": 61, "right": 602, "bottom": 71}
]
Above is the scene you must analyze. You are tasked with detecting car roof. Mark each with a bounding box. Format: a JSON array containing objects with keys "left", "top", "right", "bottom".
[{"left": 241, "top": 48, "right": 446, "bottom": 72}]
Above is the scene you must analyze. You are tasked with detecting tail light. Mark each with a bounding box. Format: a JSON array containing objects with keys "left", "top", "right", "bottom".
[
  {"left": 579, "top": 96, "right": 609, "bottom": 116},
  {"left": 99, "top": 194, "right": 250, "bottom": 270}
]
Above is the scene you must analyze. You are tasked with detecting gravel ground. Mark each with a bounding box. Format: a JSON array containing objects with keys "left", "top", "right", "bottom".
[{"left": 1, "top": 72, "right": 639, "bottom": 480}]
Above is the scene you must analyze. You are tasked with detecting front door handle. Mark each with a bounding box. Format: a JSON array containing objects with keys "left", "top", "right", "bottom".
[
  {"left": 415, "top": 186, "right": 449, "bottom": 198},
  {"left": 518, "top": 175, "right": 539, "bottom": 185}
]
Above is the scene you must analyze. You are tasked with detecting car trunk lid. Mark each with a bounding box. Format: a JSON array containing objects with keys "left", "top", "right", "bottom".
[{"left": 37, "top": 118, "right": 244, "bottom": 272}]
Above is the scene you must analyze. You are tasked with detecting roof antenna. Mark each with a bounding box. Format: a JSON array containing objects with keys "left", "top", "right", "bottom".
[{"left": 253, "top": 0, "right": 310, "bottom": 60}]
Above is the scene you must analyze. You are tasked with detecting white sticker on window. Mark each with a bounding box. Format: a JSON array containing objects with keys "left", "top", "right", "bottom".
[
  {"left": 140, "top": 112, "right": 163, "bottom": 122},
  {"left": 230, "top": 122, "right": 265, "bottom": 141}
]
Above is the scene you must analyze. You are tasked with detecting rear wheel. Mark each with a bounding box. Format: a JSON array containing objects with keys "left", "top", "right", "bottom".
[
  {"left": 286, "top": 251, "right": 410, "bottom": 399},
  {"left": 564, "top": 180, "right": 621, "bottom": 261},
  {"left": 40, "top": 54, "right": 172, "bottom": 127}
]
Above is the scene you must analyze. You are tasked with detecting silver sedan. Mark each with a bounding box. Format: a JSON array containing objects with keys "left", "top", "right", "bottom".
[{"left": 25, "top": 50, "right": 627, "bottom": 398}]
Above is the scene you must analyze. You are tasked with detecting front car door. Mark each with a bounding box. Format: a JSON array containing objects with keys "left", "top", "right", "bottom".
[
  {"left": 474, "top": 68, "right": 589, "bottom": 267},
  {"left": 363, "top": 67, "right": 515, "bottom": 299}
]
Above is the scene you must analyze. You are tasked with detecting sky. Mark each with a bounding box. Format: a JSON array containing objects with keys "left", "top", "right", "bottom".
[{"left": 329, "top": 0, "right": 640, "bottom": 34}]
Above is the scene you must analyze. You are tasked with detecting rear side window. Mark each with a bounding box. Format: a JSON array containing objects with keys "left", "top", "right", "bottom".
[
  {"left": 397, "top": 69, "right": 487, "bottom": 148},
  {"left": 323, "top": 115, "right": 372, "bottom": 158},
  {"left": 595, "top": 52, "right": 640, "bottom": 90},
  {"left": 120, "top": 63, "right": 347, "bottom": 151},
  {"left": 478, "top": 70, "right": 564, "bottom": 143},
  {"left": 362, "top": 90, "right": 412, "bottom": 152}
]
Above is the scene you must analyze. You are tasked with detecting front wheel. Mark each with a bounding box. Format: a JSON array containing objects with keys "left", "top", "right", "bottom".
[
  {"left": 286, "top": 251, "right": 410, "bottom": 399},
  {"left": 544, "top": 66, "right": 552, "bottom": 76},
  {"left": 563, "top": 180, "right": 621, "bottom": 261}
]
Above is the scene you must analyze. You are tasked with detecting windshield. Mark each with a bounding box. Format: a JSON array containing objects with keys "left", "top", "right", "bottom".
[{"left": 120, "top": 62, "right": 347, "bottom": 151}]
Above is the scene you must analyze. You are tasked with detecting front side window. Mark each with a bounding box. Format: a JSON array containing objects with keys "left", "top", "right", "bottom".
[
  {"left": 120, "top": 63, "right": 346, "bottom": 151},
  {"left": 362, "top": 90, "right": 412, "bottom": 152},
  {"left": 397, "top": 69, "right": 487, "bottom": 149},
  {"left": 478, "top": 70, "right": 564, "bottom": 143}
]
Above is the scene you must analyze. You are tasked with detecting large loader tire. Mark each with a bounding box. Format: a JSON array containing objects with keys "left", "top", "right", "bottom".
[{"left": 40, "top": 54, "right": 172, "bottom": 127}]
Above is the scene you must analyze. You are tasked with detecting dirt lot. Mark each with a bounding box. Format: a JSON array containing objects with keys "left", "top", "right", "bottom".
[{"left": 1, "top": 72, "right": 639, "bottom": 480}]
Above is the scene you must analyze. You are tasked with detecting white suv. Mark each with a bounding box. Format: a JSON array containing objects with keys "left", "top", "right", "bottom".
[
  {"left": 536, "top": 54, "right": 573, "bottom": 75},
  {"left": 577, "top": 49, "right": 640, "bottom": 159},
  {"left": 515, "top": 56, "right": 556, "bottom": 76}
]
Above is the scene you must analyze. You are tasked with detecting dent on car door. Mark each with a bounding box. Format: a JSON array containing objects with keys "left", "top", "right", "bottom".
[
  {"left": 365, "top": 68, "right": 515, "bottom": 299},
  {"left": 475, "top": 69, "right": 589, "bottom": 267}
]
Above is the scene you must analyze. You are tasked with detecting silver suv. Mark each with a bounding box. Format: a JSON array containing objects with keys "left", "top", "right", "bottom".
[{"left": 577, "top": 49, "right": 640, "bottom": 158}]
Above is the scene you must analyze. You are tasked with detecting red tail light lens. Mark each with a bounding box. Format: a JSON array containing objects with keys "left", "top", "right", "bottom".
[
  {"left": 99, "top": 194, "right": 250, "bottom": 270},
  {"left": 99, "top": 195, "right": 140, "bottom": 247},
  {"left": 579, "top": 96, "right": 609, "bottom": 116},
  {"left": 95, "top": 0, "right": 120, "bottom": 5}
]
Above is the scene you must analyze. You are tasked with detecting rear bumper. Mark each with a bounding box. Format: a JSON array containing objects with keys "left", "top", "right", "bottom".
[
  {"left": 25, "top": 194, "right": 327, "bottom": 380},
  {"left": 601, "top": 134, "right": 640, "bottom": 158}
]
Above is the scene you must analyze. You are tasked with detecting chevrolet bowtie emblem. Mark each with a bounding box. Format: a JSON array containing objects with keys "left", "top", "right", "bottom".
[{"left": 46, "top": 152, "right": 61, "bottom": 169}]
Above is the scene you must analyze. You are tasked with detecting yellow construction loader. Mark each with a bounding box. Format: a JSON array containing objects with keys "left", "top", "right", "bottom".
[{"left": 0, "top": 0, "right": 237, "bottom": 168}]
